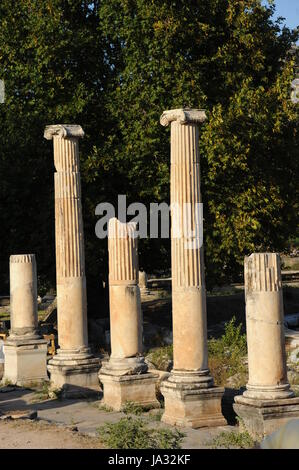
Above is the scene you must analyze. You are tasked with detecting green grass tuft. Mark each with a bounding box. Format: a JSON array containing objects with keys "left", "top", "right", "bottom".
[
  {"left": 210, "top": 430, "right": 255, "bottom": 449},
  {"left": 97, "top": 416, "right": 184, "bottom": 449},
  {"left": 122, "top": 401, "right": 147, "bottom": 415}
]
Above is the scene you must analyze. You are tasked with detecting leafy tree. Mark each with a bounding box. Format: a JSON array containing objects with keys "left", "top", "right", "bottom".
[
  {"left": 97, "top": 0, "right": 298, "bottom": 285},
  {"left": 0, "top": 0, "right": 298, "bottom": 299},
  {"left": 0, "top": 1, "right": 110, "bottom": 299}
]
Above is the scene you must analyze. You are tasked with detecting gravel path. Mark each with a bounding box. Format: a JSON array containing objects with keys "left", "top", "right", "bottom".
[{"left": 0, "top": 419, "right": 103, "bottom": 449}]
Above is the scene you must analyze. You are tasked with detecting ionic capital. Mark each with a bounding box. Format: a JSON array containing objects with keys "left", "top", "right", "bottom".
[
  {"left": 44, "top": 124, "right": 84, "bottom": 140},
  {"left": 160, "top": 108, "right": 206, "bottom": 127}
]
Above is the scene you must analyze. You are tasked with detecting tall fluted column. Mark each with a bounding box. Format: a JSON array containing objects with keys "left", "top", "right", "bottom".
[
  {"left": 4, "top": 254, "right": 48, "bottom": 385},
  {"left": 234, "top": 253, "right": 299, "bottom": 439},
  {"left": 44, "top": 125, "right": 99, "bottom": 396},
  {"left": 99, "top": 218, "right": 158, "bottom": 410},
  {"left": 160, "top": 108, "right": 226, "bottom": 428}
]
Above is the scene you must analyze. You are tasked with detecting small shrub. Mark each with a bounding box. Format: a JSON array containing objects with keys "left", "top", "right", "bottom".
[
  {"left": 208, "top": 316, "right": 247, "bottom": 356},
  {"left": 208, "top": 316, "right": 247, "bottom": 387},
  {"left": 98, "top": 416, "right": 184, "bottom": 449},
  {"left": 146, "top": 345, "right": 173, "bottom": 371},
  {"left": 30, "top": 381, "right": 61, "bottom": 402},
  {"left": 210, "top": 430, "right": 255, "bottom": 449},
  {"left": 122, "top": 401, "right": 146, "bottom": 415}
]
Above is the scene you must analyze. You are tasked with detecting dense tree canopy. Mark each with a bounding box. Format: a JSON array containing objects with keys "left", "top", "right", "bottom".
[
  {"left": 0, "top": 0, "right": 110, "bottom": 298},
  {"left": 0, "top": 0, "right": 298, "bottom": 301}
]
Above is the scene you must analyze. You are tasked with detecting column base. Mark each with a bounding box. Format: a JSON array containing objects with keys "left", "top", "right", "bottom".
[
  {"left": 160, "top": 372, "right": 227, "bottom": 428},
  {"left": 47, "top": 348, "right": 101, "bottom": 398},
  {"left": 233, "top": 395, "right": 299, "bottom": 439},
  {"left": 3, "top": 338, "right": 48, "bottom": 386},
  {"left": 104, "top": 356, "right": 148, "bottom": 376},
  {"left": 243, "top": 383, "right": 294, "bottom": 400},
  {"left": 99, "top": 369, "right": 160, "bottom": 411}
]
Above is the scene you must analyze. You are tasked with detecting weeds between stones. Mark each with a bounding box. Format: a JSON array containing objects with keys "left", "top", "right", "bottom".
[
  {"left": 97, "top": 416, "right": 184, "bottom": 449},
  {"left": 208, "top": 430, "right": 256, "bottom": 449}
]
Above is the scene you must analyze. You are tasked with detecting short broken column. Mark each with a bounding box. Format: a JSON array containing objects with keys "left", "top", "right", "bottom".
[
  {"left": 159, "top": 108, "right": 226, "bottom": 428},
  {"left": 44, "top": 124, "right": 100, "bottom": 396},
  {"left": 234, "top": 253, "right": 299, "bottom": 438},
  {"left": 139, "top": 270, "right": 149, "bottom": 295},
  {"left": 3, "top": 254, "right": 48, "bottom": 385},
  {"left": 99, "top": 218, "right": 159, "bottom": 411}
]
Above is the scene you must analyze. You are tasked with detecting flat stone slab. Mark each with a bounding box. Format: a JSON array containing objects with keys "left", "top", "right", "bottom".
[{"left": 0, "top": 410, "right": 37, "bottom": 420}]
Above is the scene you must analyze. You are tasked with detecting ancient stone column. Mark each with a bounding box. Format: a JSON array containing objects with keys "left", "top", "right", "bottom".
[
  {"left": 160, "top": 108, "right": 226, "bottom": 428},
  {"left": 139, "top": 270, "right": 149, "bottom": 295},
  {"left": 99, "top": 218, "right": 159, "bottom": 410},
  {"left": 234, "top": 253, "right": 299, "bottom": 438},
  {"left": 3, "top": 254, "right": 48, "bottom": 385},
  {"left": 244, "top": 253, "right": 292, "bottom": 399},
  {"left": 44, "top": 124, "right": 99, "bottom": 396}
]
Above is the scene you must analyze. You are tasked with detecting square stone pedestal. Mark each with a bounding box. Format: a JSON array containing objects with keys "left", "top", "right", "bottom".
[
  {"left": 160, "top": 381, "right": 227, "bottom": 428},
  {"left": 47, "top": 353, "right": 101, "bottom": 398},
  {"left": 99, "top": 372, "right": 160, "bottom": 411},
  {"left": 3, "top": 339, "right": 48, "bottom": 386},
  {"left": 233, "top": 395, "right": 299, "bottom": 439}
]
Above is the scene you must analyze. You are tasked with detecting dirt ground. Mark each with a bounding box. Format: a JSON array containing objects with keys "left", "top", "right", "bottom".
[{"left": 0, "top": 419, "right": 103, "bottom": 449}]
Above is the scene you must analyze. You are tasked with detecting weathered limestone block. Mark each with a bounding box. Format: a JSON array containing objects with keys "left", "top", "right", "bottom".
[
  {"left": 3, "top": 254, "right": 48, "bottom": 385},
  {"left": 99, "top": 218, "right": 159, "bottom": 410},
  {"left": 234, "top": 396, "right": 299, "bottom": 440},
  {"left": 139, "top": 270, "right": 150, "bottom": 295},
  {"left": 160, "top": 109, "right": 226, "bottom": 428},
  {"left": 234, "top": 253, "right": 299, "bottom": 438},
  {"left": 99, "top": 373, "right": 159, "bottom": 411},
  {"left": 44, "top": 125, "right": 100, "bottom": 397}
]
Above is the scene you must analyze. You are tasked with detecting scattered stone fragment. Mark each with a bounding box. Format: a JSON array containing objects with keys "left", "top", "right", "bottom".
[{"left": 0, "top": 410, "right": 37, "bottom": 421}]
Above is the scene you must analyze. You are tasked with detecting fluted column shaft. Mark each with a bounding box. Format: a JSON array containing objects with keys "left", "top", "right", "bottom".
[
  {"left": 171, "top": 120, "right": 207, "bottom": 372},
  {"left": 108, "top": 218, "right": 143, "bottom": 363},
  {"left": 9, "top": 254, "right": 39, "bottom": 338},
  {"left": 161, "top": 109, "right": 210, "bottom": 378},
  {"left": 45, "top": 125, "right": 88, "bottom": 352},
  {"left": 244, "top": 253, "right": 293, "bottom": 399}
]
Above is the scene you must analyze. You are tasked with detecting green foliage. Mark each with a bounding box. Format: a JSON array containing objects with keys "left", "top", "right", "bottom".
[
  {"left": 30, "top": 381, "right": 61, "bottom": 402},
  {"left": 0, "top": 1, "right": 298, "bottom": 291},
  {"left": 208, "top": 316, "right": 247, "bottom": 386},
  {"left": 210, "top": 430, "right": 255, "bottom": 448},
  {"left": 98, "top": 0, "right": 299, "bottom": 285},
  {"left": 122, "top": 401, "right": 146, "bottom": 415},
  {"left": 146, "top": 318, "right": 247, "bottom": 386},
  {"left": 0, "top": 0, "right": 110, "bottom": 296},
  {"left": 208, "top": 316, "right": 247, "bottom": 355},
  {"left": 97, "top": 416, "right": 184, "bottom": 449},
  {"left": 146, "top": 345, "right": 173, "bottom": 371}
]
